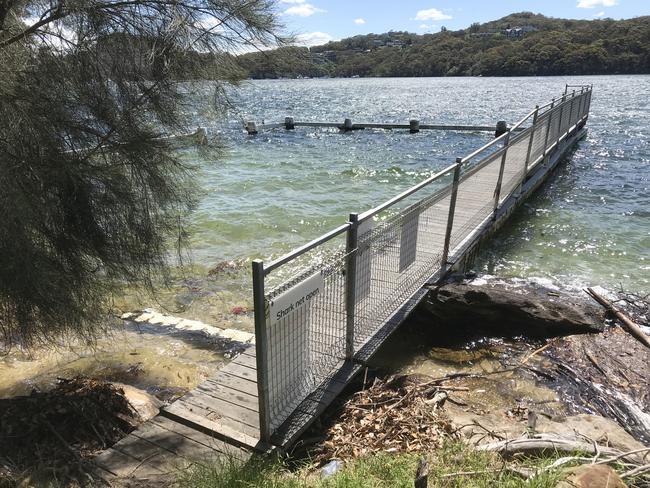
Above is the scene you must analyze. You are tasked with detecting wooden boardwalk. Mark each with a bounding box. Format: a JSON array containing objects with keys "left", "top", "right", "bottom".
[{"left": 94, "top": 347, "right": 260, "bottom": 482}]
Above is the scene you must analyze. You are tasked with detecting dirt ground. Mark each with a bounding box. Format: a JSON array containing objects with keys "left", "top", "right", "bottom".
[{"left": 0, "top": 377, "right": 141, "bottom": 487}]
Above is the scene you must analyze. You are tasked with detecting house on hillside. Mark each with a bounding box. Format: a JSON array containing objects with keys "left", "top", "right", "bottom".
[
  {"left": 503, "top": 25, "right": 538, "bottom": 38},
  {"left": 386, "top": 40, "right": 405, "bottom": 48}
]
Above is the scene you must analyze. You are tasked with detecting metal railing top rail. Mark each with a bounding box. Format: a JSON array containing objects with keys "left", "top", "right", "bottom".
[
  {"left": 460, "top": 130, "right": 509, "bottom": 164},
  {"left": 260, "top": 88, "right": 590, "bottom": 277},
  {"left": 264, "top": 222, "right": 351, "bottom": 274},
  {"left": 538, "top": 86, "right": 591, "bottom": 112},
  {"left": 357, "top": 161, "right": 458, "bottom": 223},
  {"left": 459, "top": 107, "right": 536, "bottom": 165}
]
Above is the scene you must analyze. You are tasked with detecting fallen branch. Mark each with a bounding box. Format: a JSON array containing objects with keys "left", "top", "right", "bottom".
[
  {"left": 585, "top": 288, "right": 650, "bottom": 350},
  {"left": 520, "top": 340, "right": 555, "bottom": 365},
  {"left": 477, "top": 435, "right": 622, "bottom": 459},
  {"left": 621, "top": 463, "right": 650, "bottom": 479},
  {"left": 440, "top": 468, "right": 503, "bottom": 478}
]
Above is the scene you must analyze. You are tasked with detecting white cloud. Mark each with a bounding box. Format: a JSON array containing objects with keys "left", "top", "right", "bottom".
[
  {"left": 295, "top": 31, "right": 334, "bottom": 47},
  {"left": 354, "top": 18, "right": 366, "bottom": 25},
  {"left": 576, "top": 0, "right": 618, "bottom": 8},
  {"left": 414, "top": 8, "right": 452, "bottom": 21},
  {"left": 284, "top": 3, "right": 326, "bottom": 16},
  {"left": 594, "top": 10, "right": 606, "bottom": 16}
]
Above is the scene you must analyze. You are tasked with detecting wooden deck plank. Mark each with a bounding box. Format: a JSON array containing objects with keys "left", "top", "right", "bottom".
[
  {"left": 162, "top": 400, "right": 268, "bottom": 452},
  {"left": 195, "top": 381, "right": 259, "bottom": 412},
  {"left": 130, "top": 421, "right": 229, "bottom": 463},
  {"left": 205, "top": 370, "right": 258, "bottom": 396},
  {"left": 241, "top": 347, "right": 256, "bottom": 358},
  {"left": 94, "top": 445, "right": 169, "bottom": 478},
  {"left": 110, "top": 430, "right": 172, "bottom": 462},
  {"left": 149, "top": 416, "right": 250, "bottom": 460},
  {"left": 221, "top": 361, "right": 257, "bottom": 380},
  {"left": 233, "top": 352, "right": 258, "bottom": 369},
  {"left": 164, "top": 396, "right": 260, "bottom": 438},
  {"left": 176, "top": 389, "right": 260, "bottom": 429}
]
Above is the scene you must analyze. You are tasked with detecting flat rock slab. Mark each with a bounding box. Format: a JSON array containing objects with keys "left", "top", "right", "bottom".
[
  {"left": 421, "top": 283, "right": 603, "bottom": 339},
  {"left": 556, "top": 464, "right": 627, "bottom": 488}
]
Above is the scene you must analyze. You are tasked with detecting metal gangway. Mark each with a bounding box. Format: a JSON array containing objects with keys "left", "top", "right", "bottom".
[
  {"left": 153, "top": 86, "right": 593, "bottom": 456},
  {"left": 248, "top": 85, "right": 593, "bottom": 447}
]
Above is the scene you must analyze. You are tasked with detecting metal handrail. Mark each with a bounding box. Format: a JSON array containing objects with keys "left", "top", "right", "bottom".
[
  {"left": 264, "top": 223, "right": 351, "bottom": 274},
  {"left": 460, "top": 131, "right": 509, "bottom": 164},
  {"left": 357, "top": 162, "right": 459, "bottom": 222}
]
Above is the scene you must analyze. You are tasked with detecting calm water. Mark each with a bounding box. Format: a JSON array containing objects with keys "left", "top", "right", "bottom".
[{"left": 183, "top": 75, "right": 648, "bottom": 296}]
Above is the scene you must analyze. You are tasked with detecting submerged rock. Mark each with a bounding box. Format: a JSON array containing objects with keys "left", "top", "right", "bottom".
[{"left": 421, "top": 283, "right": 603, "bottom": 339}]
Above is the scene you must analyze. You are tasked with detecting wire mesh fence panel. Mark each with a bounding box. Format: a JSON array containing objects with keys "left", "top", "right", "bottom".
[
  {"left": 500, "top": 128, "right": 532, "bottom": 203},
  {"left": 449, "top": 150, "right": 503, "bottom": 251},
  {"left": 575, "top": 94, "right": 586, "bottom": 124},
  {"left": 530, "top": 113, "right": 550, "bottom": 164},
  {"left": 576, "top": 94, "right": 586, "bottom": 123},
  {"left": 353, "top": 176, "right": 453, "bottom": 350},
  {"left": 559, "top": 101, "right": 569, "bottom": 135},
  {"left": 264, "top": 250, "right": 348, "bottom": 433},
  {"left": 547, "top": 108, "right": 562, "bottom": 148}
]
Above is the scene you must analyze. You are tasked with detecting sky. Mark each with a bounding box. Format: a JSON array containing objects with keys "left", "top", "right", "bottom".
[{"left": 276, "top": 0, "right": 649, "bottom": 47}]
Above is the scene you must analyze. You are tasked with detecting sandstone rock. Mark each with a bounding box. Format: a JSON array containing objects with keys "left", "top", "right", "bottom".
[
  {"left": 113, "top": 383, "right": 163, "bottom": 422},
  {"left": 220, "top": 328, "right": 254, "bottom": 343},
  {"left": 421, "top": 283, "right": 603, "bottom": 339},
  {"left": 537, "top": 414, "right": 647, "bottom": 455},
  {"left": 447, "top": 404, "right": 646, "bottom": 459},
  {"left": 555, "top": 464, "right": 626, "bottom": 488}
]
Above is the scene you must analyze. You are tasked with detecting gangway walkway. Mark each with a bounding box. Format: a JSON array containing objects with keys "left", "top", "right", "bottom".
[{"left": 94, "top": 86, "right": 592, "bottom": 481}]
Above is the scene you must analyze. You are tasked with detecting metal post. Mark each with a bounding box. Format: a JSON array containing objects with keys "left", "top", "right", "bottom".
[
  {"left": 564, "top": 84, "right": 568, "bottom": 96},
  {"left": 492, "top": 130, "right": 511, "bottom": 218},
  {"left": 441, "top": 159, "right": 462, "bottom": 269},
  {"left": 252, "top": 259, "right": 271, "bottom": 443},
  {"left": 344, "top": 213, "right": 359, "bottom": 360},
  {"left": 495, "top": 120, "right": 508, "bottom": 138},
  {"left": 246, "top": 121, "right": 258, "bottom": 135},
  {"left": 521, "top": 105, "right": 539, "bottom": 185}
]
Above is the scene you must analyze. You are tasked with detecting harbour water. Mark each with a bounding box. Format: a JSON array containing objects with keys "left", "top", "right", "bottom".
[{"left": 189, "top": 75, "right": 649, "bottom": 295}]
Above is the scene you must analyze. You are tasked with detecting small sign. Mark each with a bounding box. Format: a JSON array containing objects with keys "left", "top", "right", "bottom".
[
  {"left": 357, "top": 218, "right": 374, "bottom": 242},
  {"left": 399, "top": 211, "right": 419, "bottom": 272},
  {"left": 356, "top": 219, "right": 374, "bottom": 302},
  {"left": 269, "top": 271, "right": 324, "bottom": 324}
]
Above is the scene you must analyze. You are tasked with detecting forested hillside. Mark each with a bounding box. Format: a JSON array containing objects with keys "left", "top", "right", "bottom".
[{"left": 237, "top": 12, "right": 650, "bottom": 78}]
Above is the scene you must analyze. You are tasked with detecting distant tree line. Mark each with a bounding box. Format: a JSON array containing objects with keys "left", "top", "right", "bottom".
[{"left": 236, "top": 12, "right": 650, "bottom": 78}]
